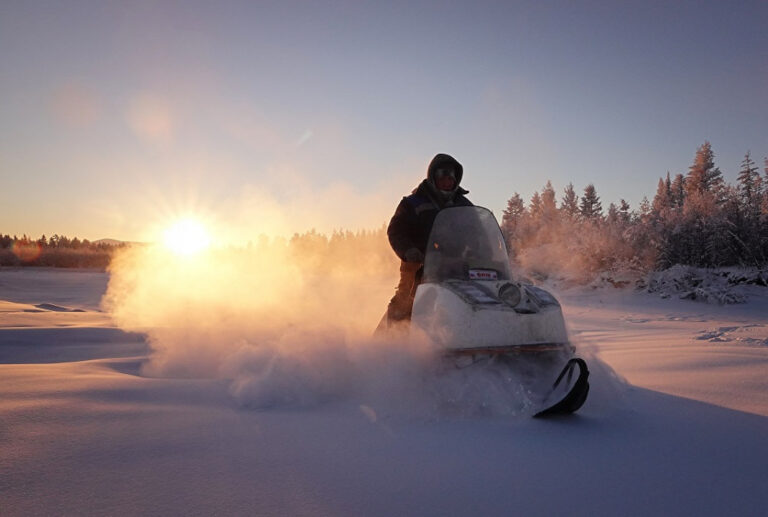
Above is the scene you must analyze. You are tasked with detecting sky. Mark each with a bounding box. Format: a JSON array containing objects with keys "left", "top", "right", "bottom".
[{"left": 1, "top": 0, "right": 767, "bottom": 242}]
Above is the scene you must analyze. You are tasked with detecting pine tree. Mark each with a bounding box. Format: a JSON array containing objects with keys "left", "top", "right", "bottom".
[
  {"left": 501, "top": 193, "right": 527, "bottom": 258},
  {"left": 579, "top": 184, "right": 602, "bottom": 219},
  {"left": 762, "top": 157, "right": 768, "bottom": 261},
  {"left": 652, "top": 176, "right": 671, "bottom": 215},
  {"left": 737, "top": 151, "right": 760, "bottom": 212},
  {"left": 560, "top": 183, "right": 579, "bottom": 219},
  {"left": 619, "top": 199, "right": 631, "bottom": 224},
  {"left": 762, "top": 157, "right": 768, "bottom": 215},
  {"left": 711, "top": 186, "right": 744, "bottom": 266},
  {"left": 665, "top": 172, "right": 672, "bottom": 199},
  {"left": 540, "top": 181, "right": 558, "bottom": 222},
  {"left": 670, "top": 173, "right": 685, "bottom": 208},
  {"left": 501, "top": 193, "right": 525, "bottom": 237},
  {"left": 639, "top": 196, "right": 651, "bottom": 220},
  {"left": 686, "top": 141, "right": 724, "bottom": 199},
  {"left": 529, "top": 191, "right": 543, "bottom": 221}
]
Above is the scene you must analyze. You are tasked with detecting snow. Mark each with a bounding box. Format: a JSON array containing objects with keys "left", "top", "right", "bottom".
[
  {"left": 643, "top": 265, "right": 768, "bottom": 305},
  {"left": 1, "top": 267, "right": 768, "bottom": 516}
]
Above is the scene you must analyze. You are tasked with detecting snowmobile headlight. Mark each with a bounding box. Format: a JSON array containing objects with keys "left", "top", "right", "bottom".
[
  {"left": 525, "top": 285, "right": 560, "bottom": 307},
  {"left": 498, "top": 283, "right": 522, "bottom": 307}
]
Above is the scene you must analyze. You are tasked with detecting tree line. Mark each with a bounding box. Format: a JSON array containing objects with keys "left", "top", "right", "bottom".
[
  {"left": 0, "top": 234, "right": 123, "bottom": 268},
  {"left": 4, "top": 142, "right": 766, "bottom": 277},
  {"left": 501, "top": 142, "right": 768, "bottom": 280}
]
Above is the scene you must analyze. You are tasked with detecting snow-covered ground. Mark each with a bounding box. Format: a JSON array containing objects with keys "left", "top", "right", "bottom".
[{"left": 1, "top": 268, "right": 767, "bottom": 516}]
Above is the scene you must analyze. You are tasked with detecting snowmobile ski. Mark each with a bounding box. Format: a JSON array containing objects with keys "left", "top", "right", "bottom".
[{"left": 533, "top": 358, "right": 590, "bottom": 417}]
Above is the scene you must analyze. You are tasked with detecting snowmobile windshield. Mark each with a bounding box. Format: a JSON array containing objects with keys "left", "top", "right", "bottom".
[{"left": 422, "top": 206, "right": 511, "bottom": 283}]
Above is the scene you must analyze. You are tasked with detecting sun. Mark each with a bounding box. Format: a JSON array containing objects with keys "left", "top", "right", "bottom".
[{"left": 163, "top": 218, "right": 211, "bottom": 256}]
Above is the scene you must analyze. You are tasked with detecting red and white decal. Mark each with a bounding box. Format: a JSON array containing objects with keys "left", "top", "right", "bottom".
[{"left": 469, "top": 269, "right": 498, "bottom": 280}]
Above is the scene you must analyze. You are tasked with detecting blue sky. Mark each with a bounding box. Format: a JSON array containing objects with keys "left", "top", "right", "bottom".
[{"left": 1, "top": 1, "right": 766, "bottom": 240}]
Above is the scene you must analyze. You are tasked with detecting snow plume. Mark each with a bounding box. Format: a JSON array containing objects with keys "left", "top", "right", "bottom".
[
  {"left": 509, "top": 216, "right": 650, "bottom": 286},
  {"left": 102, "top": 228, "right": 417, "bottom": 404},
  {"left": 102, "top": 234, "right": 590, "bottom": 417}
]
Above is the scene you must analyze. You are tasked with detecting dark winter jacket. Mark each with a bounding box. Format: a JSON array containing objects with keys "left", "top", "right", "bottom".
[{"left": 387, "top": 154, "right": 472, "bottom": 261}]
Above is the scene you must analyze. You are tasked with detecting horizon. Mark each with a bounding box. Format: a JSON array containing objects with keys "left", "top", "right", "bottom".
[{"left": 1, "top": 149, "right": 763, "bottom": 246}]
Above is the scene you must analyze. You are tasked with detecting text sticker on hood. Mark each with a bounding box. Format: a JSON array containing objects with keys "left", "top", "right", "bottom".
[{"left": 469, "top": 269, "right": 498, "bottom": 281}]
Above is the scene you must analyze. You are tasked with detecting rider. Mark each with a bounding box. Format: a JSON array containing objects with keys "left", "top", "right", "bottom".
[{"left": 386, "top": 153, "right": 473, "bottom": 324}]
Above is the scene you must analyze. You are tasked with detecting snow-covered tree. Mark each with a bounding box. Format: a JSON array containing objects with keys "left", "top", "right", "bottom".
[
  {"left": 638, "top": 197, "right": 651, "bottom": 221},
  {"left": 540, "top": 181, "right": 558, "bottom": 223},
  {"left": 670, "top": 173, "right": 686, "bottom": 208},
  {"left": 579, "top": 184, "right": 602, "bottom": 220},
  {"left": 501, "top": 193, "right": 525, "bottom": 248},
  {"left": 737, "top": 151, "right": 761, "bottom": 212},
  {"left": 686, "top": 141, "right": 724, "bottom": 200},
  {"left": 529, "top": 191, "right": 542, "bottom": 221},
  {"left": 619, "top": 199, "right": 631, "bottom": 224},
  {"left": 493, "top": 143, "right": 768, "bottom": 279},
  {"left": 762, "top": 157, "right": 768, "bottom": 215},
  {"left": 652, "top": 174, "right": 672, "bottom": 215},
  {"left": 560, "top": 183, "right": 579, "bottom": 219}
]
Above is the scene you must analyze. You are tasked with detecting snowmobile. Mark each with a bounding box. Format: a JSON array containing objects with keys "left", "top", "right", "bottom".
[{"left": 379, "top": 206, "right": 589, "bottom": 417}]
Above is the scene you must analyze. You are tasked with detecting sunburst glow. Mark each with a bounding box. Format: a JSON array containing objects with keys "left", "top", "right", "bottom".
[{"left": 163, "top": 218, "right": 211, "bottom": 256}]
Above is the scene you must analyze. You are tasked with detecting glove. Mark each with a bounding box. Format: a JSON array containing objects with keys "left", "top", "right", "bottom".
[{"left": 404, "top": 247, "right": 424, "bottom": 263}]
